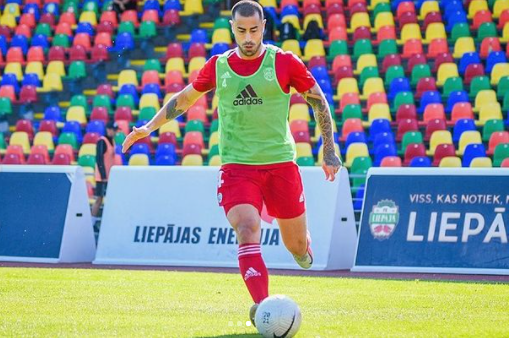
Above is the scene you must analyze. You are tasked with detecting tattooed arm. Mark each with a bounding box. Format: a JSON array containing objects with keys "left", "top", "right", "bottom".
[
  {"left": 122, "top": 84, "right": 207, "bottom": 153},
  {"left": 302, "top": 83, "right": 342, "bottom": 181}
]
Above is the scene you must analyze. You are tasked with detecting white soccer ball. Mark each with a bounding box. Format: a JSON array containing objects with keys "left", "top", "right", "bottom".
[{"left": 255, "top": 295, "right": 302, "bottom": 338}]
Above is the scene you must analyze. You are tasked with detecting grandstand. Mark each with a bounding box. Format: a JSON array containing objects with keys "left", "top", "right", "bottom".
[{"left": 0, "top": 0, "right": 508, "bottom": 221}]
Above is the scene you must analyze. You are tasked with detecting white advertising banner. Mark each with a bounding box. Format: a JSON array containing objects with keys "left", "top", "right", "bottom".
[{"left": 94, "top": 166, "right": 357, "bottom": 270}]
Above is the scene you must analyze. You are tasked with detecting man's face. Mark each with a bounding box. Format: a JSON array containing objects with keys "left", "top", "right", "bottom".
[
  {"left": 230, "top": 12, "right": 266, "bottom": 58},
  {"left": 107, "top": 128, "right": 116, "bottom": 139}
]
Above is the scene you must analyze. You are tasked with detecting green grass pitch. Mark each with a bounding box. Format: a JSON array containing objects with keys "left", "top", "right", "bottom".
[{"left": 0, "top": 268, "right": 508, "bottom": 337}]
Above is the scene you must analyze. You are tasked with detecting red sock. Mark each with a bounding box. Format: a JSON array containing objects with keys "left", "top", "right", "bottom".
[{"left": 238, "top": 243, "right": 269, "bottom": 304}]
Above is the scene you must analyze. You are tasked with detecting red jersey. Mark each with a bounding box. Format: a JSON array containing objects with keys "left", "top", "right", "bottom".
[{"left": 191, "top": 46, "right": 316, "bottom": 94}]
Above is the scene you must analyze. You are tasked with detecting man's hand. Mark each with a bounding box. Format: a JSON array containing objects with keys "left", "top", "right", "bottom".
[
  {"left": 122, "top": 126, "right": 151, "bottom": 153},
  {"left": 322, "top": 150, "right": 342, "bottom": 182}
]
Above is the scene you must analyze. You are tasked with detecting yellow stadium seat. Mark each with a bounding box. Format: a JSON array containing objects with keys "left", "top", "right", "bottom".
[
  {"left": 139, "top": 93, "right": 161, "bottom": 111},
  {"left": 0, "top": 14, "right": 16, "bottom": 28},
  {"left": 212, "top": 94, "right": 219, "bottom": 111},
  {"left": 47, "top": 61, "right": 66, "bottom": 77},
  {"left": 259, "top": 0, "right": 277, "bottom": 7},
  {"left": 118, "top": 69, "right": 138, "bottom": 87},
  {"left": 368, "top": 103, "right": 391, "bottom": 123},
  {"left": 10, "top": 131, "right": 30, "bottom": 154},
  {"left": 337, "top": 78, "right": 359, "bottom": 97},
  {"left": 494, "top": 0, "right": 509, "bottom": 18},
  {"left": 490, "top": 63, "right": 509, "bottom": 85},
  {"left": 424, "top": 23, "right": 446, "bottom": 43},
  {"left": 374, "top": 12, "right": 395, "bottom": 31},
  {"left": 470, "top": 157, "right": 493, "bottom": 167},
  {"left": 362, "top": 78, "right": 385, "bottom": 99},
  {"left": 303, "top": 39, "right": 325, "bottom": 61},
  {"left": 474, "top": 90, "right": 497, "bottom": 112},
  {"left": 478, "top": 103, "right": 503, "bottom": 126},
  {"left": 188, "top": 57, "right": 206, "bottom": 74},
  {"left": 42, "top": 73, "right": 63, "bottom": 91},
  {"left": 354, "top": 54, "right": 377, "bottom": 75},
  {"left": 317, "top": 143, "right": 341, "bottom": 164},
  {"left": 182, "top": 154, "right": 203, "bottom": 166},
  {"left": 26, "top": 62, "right": 44, "bottom": 79},
  {"left": 289, "top": 104, "right": 310, "bottom": 122},
  {"left": 349, "top": 12, "right": 371, "bottom": 32},
  {"left": 453, "top": 37, "right": 476, "bottom": 58},
  {"left": 159, "top": 119, "right": 181, "bottom": 137},
  {"left": 212, "top": 28, "right": 232, "bottom": 45},
  {"left": 281, "top": 39, "right": 301, "bottom": 57},
  {"left": 128, "top": 153, "right": 150, "bottom": 166},
  {"left": 398, "top": 24, "right": 422, "bottom": 44},
  {"left": 79, "top": 11, "right": 97, "bottom": 26},
  {"left": 419, "top": 1, "right": 440, "bottom": 20},
  {"left": 502, "top": 23, "right": 509, "bottom": 43},
  {"left": 85, "top": 175, "right": 96, "bottom": 187},
  {"left": 436, "top": 63, "right": 459, "bottom": 86},
  {"left": 468, "top": 0, "right": 488, "bottom": 18},
  {"left": 183, "top": 0, "right": 203, "bottom": 15},
  {"left": 457, "top": 130, "right": 482, "bottom": 155},
  {"left": 281, "top": 15, "right": 301, "bottom": 31},
  {"left": 4, "top": 62, "right": 23, "bottom": 81},
  {"left": 4, "top": 4, "right": 20, "bottom": 17},
  {"left": 78, "top": 144, "right": 96, "bottom": 157},
  {"left": 165, "top": 57, "right": 186, "bottom": 74},
  {"left": 208, "top": 155, "right": 222, "bottom": 166},
  {"left": 66, "top": 106, "right": 87, "bottom": 124},
  {"left": 33, "top": 132, "right": 54, "bottom": 152},
  {"left": 345, "top": 142, "right": 369, "bottom": 167},
  {"left": 303, "top": 14, "right": 324, "bottom": 30},
  {"left": 439, "top": 156, "right": 462, "bottom": 167},
  {"left": 428, "top": 130, "right": 453, "bottom": 155},
  {"left": 296, "top": 142, "right": 312, "bottom": 158},
  {"left": 209, "top": 131, "right": 219, "bottom": 148}
]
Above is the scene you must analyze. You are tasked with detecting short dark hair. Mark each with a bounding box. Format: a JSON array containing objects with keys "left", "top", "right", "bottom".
[{"left": 231, "top": 0, "right": 264, "bottom": 21}]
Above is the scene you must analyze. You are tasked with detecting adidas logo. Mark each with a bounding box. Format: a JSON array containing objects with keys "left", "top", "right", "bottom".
[
  {"left": 221, "top": 72, "right": 231, "bottom": 79},
  {"left": 233, "top": 84, "right": 263, "bottom": 106},
  {"left": 244, "top": 267, "right": 262, "bottom": 281}
]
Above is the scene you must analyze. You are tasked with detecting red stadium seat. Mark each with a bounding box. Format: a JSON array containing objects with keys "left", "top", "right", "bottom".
[
  {"left": 39, "top": 120, "right": 59, "bottom": 137},
  {"left": 376, "top": 26, "right": 397, "bottom": 44},
  {"left": 423, "top": 12, "right": 442, "bottom": 31},
  {"left": 187, "top": 106, "right": 207, "bottom": 124},
  {"left": 91, "top": 107, "right": 110, "bottom": 123},
  {"left": 341, "top": 118, "right": 363, "bottom": 141},
  {"left": 427, "top": 39, "right": 449, "bottom": 58},
  {"left": 183, "top": 131, "right": 204, "bottom": 148},
  {"left": 52, "top": 153, "right": 71, "bottom": 165},
  {"left": 472, "top": 10, "right": 492, "bottom": 30},
  {"left": 40, "top": 13, "right": 56, "bottom": 27},
  {"left": 402, "top": 39, "right": 424, "bottom": 59},
  {"left": 16, "top": 119, "right": 34, "bottom": 138},
  {"left": 15, "top": 24, "right": 32, "bottom": 39},
  {"left": 100, "top": 11, "right": 118, "bottom": 27},
  {"left": 30, "top": 145, "right": 50, "bottom": 163},
  {"left": 19, "top": 86, "right": 37, "bottom": 104},
  {"left": 96, "top": 21, "right": 115, "bottom": 35},
  {"left": 188, "top": 43, "right": 206, "bottom": 60},
  {"left": 83, "top": 132, "right": 101, "bottom": 144},
  {"left": 97, "top": 84, "right": 114, "bottom": 98},
  {"left": 488, "top": 132, "right": 509, "bottom": 155},
  {"left": 480, "top": 38, "right": 502, "bottom": 59},
  {"left": 165, "top": 42, "right": 184, "bottom": 60},
  {"left": 395, "top": 104, "right": 417, "bottom": 122},
  {"left": 69, "top": 45, "right": 87, "bottom": 62},
  {"left": 6, "top": 47, "right": 24, "bottom": 63},
  {"left": 424, "top": 119, "right": 447, "bottom": 141},
  {"left": 94, "top": 33, "right": 112, "bottom": 47},
  {"left": 142, "top": 10, "right": 160, "bottom": 24},
  {"left": 141, "top": 70, "right": 161, "bottom": 86},
  {"left": 381, "top": 156, "right": 402, "bottom": 167},
  {"left": 73, "top": 33, "right": 91, "bottom": 50},
  {"left": 432, "top": 143, "right": 456, "bottom": 166},
  {"left": 121, "top": 10, "right": 139, "bottom": 27},
  {"left": 463, "top": 64, "right": 485, "bottom": 85},
  {"left": 397, "top": 119, "right": 419, "bottom": 141},
  {"left": 423, "top": 104, "right": 446, "bottom": 123},
  {"left": 114, "top": 108, "right": 133, "bottom": 123},
  {"left": 2, "top": 153, "right": 22, "bottom": 164},
  {"left": 27, "top": 46, "right": 45, "bottom": 63},
  {"left": 55, "top": 144, "right": 75, "bottom": 162},
  {"left": 158, "top": 132, "right": 178, "bottom": 147},
  {"left": 91, "top": 45, "right": 109, "bottom": 62},
  {"left": 451, "top": 102, "right": 474, "bottom": 123},
  {"left": 0, "top": 86, "right": 16, "bottom": 101},
  {"left": 163, "top": 10, "right": 180, "bottom": 26},
  {"left": 48, "top": 46, "right": 66, "bottom": 62},
  {"left": 55, "top": 22, "right": 72, "bottom": 36},
  {"left": 416, "top": 77, "right": 437, "bottom": 98},
  {"left": 59, "top": 12, "right": 76, "bottom": 26},
  {"left": 19, "top": 14, "right": 36, "bottom": 28},
  {"left": 404, "top": 143, "right": 426, "bottom": 166}
]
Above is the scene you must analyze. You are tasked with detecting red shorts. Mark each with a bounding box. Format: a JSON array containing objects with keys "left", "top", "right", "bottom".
[{"left": 216, "top": 161, "right": 306, "bottom": 219}]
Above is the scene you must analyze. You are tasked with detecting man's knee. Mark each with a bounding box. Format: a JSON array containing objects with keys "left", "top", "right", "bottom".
[{"left": 284, "top": 236, "right": 307, "bottom": 256}]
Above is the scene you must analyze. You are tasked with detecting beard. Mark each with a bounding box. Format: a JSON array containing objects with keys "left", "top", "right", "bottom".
[{"left": 239, "top": 42, "right": 261, "bottom": 57}]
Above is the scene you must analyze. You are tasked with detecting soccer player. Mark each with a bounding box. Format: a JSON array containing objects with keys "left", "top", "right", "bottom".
[{"left": 122, "top": 0, "right": 341, "bottom": 325}]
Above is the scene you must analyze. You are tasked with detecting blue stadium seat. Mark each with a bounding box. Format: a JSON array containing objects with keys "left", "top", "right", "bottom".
[
  {"left": 458, "top": 52, "right": 481, "bottom": 75},
  {"left": 353, "top": 184, "right": 365, "bottom": 210},
  {"left": 43, "top": 3, "right": 59, "bottom": 16},
  {"left": 115, "top": 144, "right": 127, "bottom": 165},
  {"left": 210, "top": 43, "right": 229, "bottom": 56},
  {"left": 23, "top": 4, "right": 40, "bottom": 21},
  {"left": 374, "top": 143, "right": 398, "bottom": 167},
  {"left": 190, "top": 29, "right": 208, "bottom": 44},
  {"left": 446, "top": 90, "right": 469, "bottom": 112},
  {"left": 76, "top": 23, "right": 95, "bottom": 37},
  {"left": 11, "top": 35, "right": 29, "bottom": 55},
  {"left": 452, "top": 118, "right": 476, "bottom": 143},
  {"left": 155, "top": 155, "right": 177, "bottom": 165},
  {"left": 462, "top": 144, "right": 486, "bottom": 167},
  {"left": 86, "top": 120, "right": 106, "bottom": 136},
  {"left": 486, "top": 52, "right": 507, "bottom": 74},
  {"left": 156, "top": 143, "right": 177, "bottom": 159},
  {"left": 0, "top": 36, "right": 7, "bottom": 56},
  {"left": 142, "top": 83, "right": 163, "bottom": 99},
  {"left": 368, "top": 119, "right": 392, "bottom": 142},
  {"left": 164, "top": 0, "right": 182, "bottom": 11},
  {"left": 118, "top": 84, "right": 140, "bottom": 105},
  {"left": 418, "top": 91, "right": 442, "bottom": 114},
  {"left": 144, "top": 0, "right": 161, "bottom": 14},
  {"left": 22, "top": 73, "right": 41, "bottom": 87},
  {"left": 311, "top": 66, "right": 329, "bottom": 82},
  {"left": 111, "top": 33, "right": 134, "bottom": 52},
  {"left": 281, "top": 5, "right": 299, "bottom": 18},
  {"left": 373, "top": 132, "right": 396, "bottom": 152},
  {"left": 388, "top": 78, "right": 411, "bottom": 101},
  {"left": 1, "top": 74, "right": 20, "bottom": 94},
  {"left": 409, "top": 156, "right": 432, "bottom": 167},
  {"left": 130, "top": 143, "right": 151, "bottom": 156},
  {"left": 446, "top": 11, "right": 468, "bottom": 32},
  {"left": 31, "top": 34, "right": 49, "bottom": 50},
  {"left": 62, "top": 121, "right": 83, "bottom": 143},
  {"left": 44, "top": 106, "right": 63, "bottom": 121},
  {"left": 343, "top": 132, "right": 367, "bottom": 156}
]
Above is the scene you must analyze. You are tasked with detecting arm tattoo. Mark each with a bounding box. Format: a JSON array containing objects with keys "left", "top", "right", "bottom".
[
  {"left": 303, "top": 88, "right": 342, "bottom": 167},
  {"left": 165, "top": 97, "right": 185, "bottom": 121}
]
